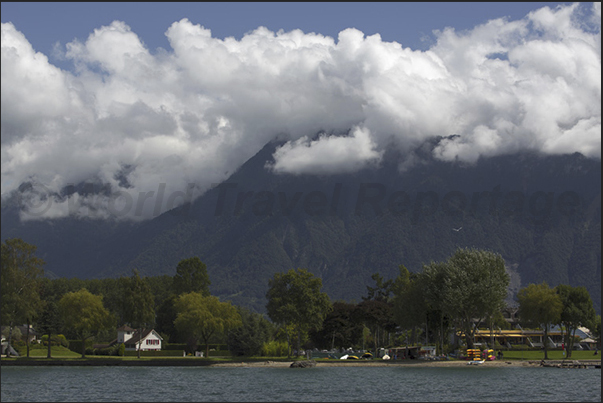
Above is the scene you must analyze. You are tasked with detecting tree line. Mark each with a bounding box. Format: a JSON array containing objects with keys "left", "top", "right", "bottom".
[{"left": 1, "top": 238, "right": 600, "bottom": 360}]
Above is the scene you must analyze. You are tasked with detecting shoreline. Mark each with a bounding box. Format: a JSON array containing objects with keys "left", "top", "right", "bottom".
[
  {"left": 2, "top": 357, "right": 600, "bottom": 368},
  {"left": 212, "top": 359, "right": 601, "bottom": 368}
]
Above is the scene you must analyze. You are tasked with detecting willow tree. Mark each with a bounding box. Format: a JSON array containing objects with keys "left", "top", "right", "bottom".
[
  {"left": 266, "top": 268, "right": 332, "bottom": 357},
  {"left": 174, "top": 293, "right": 242, "bottom": 357},
  {"left": 1, "top": 238, "right": 45, "bottom": 357},
  {"left": 517, "top": 282, "right": 562, "bottom": 359},
  {"left": 58, "top": 289, "right": 114, "bottom": 358}
]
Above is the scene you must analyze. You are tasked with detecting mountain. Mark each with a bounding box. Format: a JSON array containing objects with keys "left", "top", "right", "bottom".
[{"left": 2, "top": 139, "right": 601, "bottom": 314}]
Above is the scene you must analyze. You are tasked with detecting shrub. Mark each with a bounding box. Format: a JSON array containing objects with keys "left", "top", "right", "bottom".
[
  {"left": 94, "top": 344, "right": 121, "bottom": 356},
  {"left": 261, "top": 340, "right": 289, "bottom": 357},
  {"left": 55, "top": 334, "right": 69, "bottom": 347},
  {"left": 123, "top": 350, "right": 184, "bottom": 357},
  {"left": 41, "top": 334, "right": 69, "bottom": 347},
  {"left": 94, "top": 347, "right": 110, "bottom": 356},
  {"left": 68, "top": 339, "right": 94, "bottom": 354},
  {"left": 163, "top": 343, "right": 187, "bottom": 351}
]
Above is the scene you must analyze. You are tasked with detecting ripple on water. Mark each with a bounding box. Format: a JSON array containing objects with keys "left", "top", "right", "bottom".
[{"left": 1, "top": 365, "right": 600, "bottom": 402}]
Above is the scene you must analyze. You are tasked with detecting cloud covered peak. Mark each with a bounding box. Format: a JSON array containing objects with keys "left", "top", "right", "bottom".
[{"left": 1, "top": 3, "right": 600, "bottom": 220}]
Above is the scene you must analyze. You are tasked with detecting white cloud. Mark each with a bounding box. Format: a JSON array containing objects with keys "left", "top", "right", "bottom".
[
  {"left": 1, "top": 2, "right": 600, "bottom": 221},
  {"left": 268, "top": 126, "right": 382, "bottom": 174}
]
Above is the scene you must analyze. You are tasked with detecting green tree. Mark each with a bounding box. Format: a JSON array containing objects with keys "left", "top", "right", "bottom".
[
  {"left": 517, "top": 282, "right": 562, "bottom": 360},
  {"left": 358, "top": 273, "right": 397, "bottom": 354},
  {"left": 591, "top": 315, "right": 601, "bottom": 350},
  {"left": 155, "top": 294, "right": 180, "bottom": 343},
  {"left": 1, "top": 238, "right": 45, "bottom": 357},
  {"left": 310, "top": 301, "right": 363, "bottom": 351},
  {"left": 226, "top": 307, "right": 274, "bottom": 356},
  {"left": 36, "top": 299, "right": 63, "bottom": 359},
  {"left": 172, "top": 257, "right": 211, "bottom": 296},
  {"left": 438, "top": 248, "right": 509, "bottom": 349},
  {"left": 363, "top": 273, "right": 394, "bottom": 302},
  {"left": 145, "top": 274, "right": 174, "bottom": 311},
  {"left": 174, "top": 293, "right": 242, "bottom": 357},
  {"left": 266, "top": 269, "right": 332, "bottom": 357},
  {"left": 555, "top": 284, "right": 596, "bottom": 358},
  {"left": 2, "top": 326, "right": 22, "bottom": 342},
  {"left": 58, "top": 289, "right": 114, "bottom": 358},
  {"left": 421, "top": 262, "right": 451, "bottom": 355},
  {"left": 392, "top": 265, "right": 428, "bottom": 346},
  {"left": 354, "top": 298, "right": 396, "bottom": 354},
  {"left": 122, "top": 269, "right": 156, "bottom": 358}
]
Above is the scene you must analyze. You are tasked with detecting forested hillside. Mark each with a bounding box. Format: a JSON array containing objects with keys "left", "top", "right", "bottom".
[{"left": 2, "top": 139, "right": 600, "bottom": 314}]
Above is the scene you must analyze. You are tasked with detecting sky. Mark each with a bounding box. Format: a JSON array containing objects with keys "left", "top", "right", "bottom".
[{"left": 1, "top": 2, "right": 601, "bottom": 221}]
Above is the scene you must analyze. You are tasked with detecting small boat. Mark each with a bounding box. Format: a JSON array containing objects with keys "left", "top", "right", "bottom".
[{"left": 467, "top": 359, "right": 485, "bottom": 365}]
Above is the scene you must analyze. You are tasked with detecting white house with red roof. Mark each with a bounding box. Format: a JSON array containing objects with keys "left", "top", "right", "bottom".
[{"left": 117, "top": 325, "right": 163, "bottom": 351}]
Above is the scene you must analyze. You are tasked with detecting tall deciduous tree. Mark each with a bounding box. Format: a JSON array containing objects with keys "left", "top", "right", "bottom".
[
  {"left": 58, "top": 289, "right": 114, "bottom": 358},
  {"left": 359, "top": 273, "right": 397, "bottom": 354},
  {"left": 355, "top": 299, "right": 396, "bottom": 354},
  {"left": 226, "top": 307, "right": 274, "bottom": 357},
  {"left": 392, "top": 265, "right": 428, "bottom": 346},
  {"left": 1, "top": 238, "right": 45, "bottom": 357},
  {"left": 174, "top": 293, "right": 242, "bottom": 357},
  {"left": 37, "top": 279, "right": 64, "bottom": 359},
  {"left": 555, "top": 284, "right": 596, "bottom": 358},
  {"left": 592, "top": 315, "right": 601, "bottom": 350},
  {"left": 122, "top": 269, "right": 156, "bottom": 358},
  {"left": 517, "top": 282, "right": 562, "bottom": 359},
  {"left": 172, "top": 257, "right": 211, "bottom": 296},
  {"left": 155, "top": 294, "right": 180, "bottom": 343},
  {"left": 265, "top": 268, "right": 332, "bottom": 357},
  {"left": 422, "top": 261, "right": 451, "bottom": 355},
  {"left": 438, "top": 248, "right": 509, "bottom": 349},
  {"left": 310, "top": 301, "right": 363, "bottom": 350},
  {"left": 363, "top": 273, "right": 394, "bottom": 302}
]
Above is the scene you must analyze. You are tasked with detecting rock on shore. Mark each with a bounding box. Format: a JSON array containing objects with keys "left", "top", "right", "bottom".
[{"left": 290, "top": 360, "right": 317, "bottom": 368}]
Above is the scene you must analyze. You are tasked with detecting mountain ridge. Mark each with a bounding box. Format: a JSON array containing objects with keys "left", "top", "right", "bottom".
[{"left": 1, "top": 139, "right": 601, "bottom": 314}]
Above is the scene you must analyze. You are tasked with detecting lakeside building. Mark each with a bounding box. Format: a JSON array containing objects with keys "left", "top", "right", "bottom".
[
  {"left": 462, "top": 326, "right": 595, "bottom": 349},
  {"left": 94, "top": 325, "right": 163, "bottom": 351}
]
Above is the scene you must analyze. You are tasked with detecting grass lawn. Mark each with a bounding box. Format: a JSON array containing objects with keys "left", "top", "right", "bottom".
[
  {"left": 17, "top": 345, "right": 81, "bottom": 358},
  {"left": 5, "top": 345, "right": 295, "bottom": 362},
  {"left": 500, "top": 349, "right": 600, "bottom": 361}
]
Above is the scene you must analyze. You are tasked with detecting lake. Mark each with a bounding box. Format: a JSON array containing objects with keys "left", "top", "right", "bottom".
[{"left": 1, "top": 365, "right": 600, "bottom": 402}]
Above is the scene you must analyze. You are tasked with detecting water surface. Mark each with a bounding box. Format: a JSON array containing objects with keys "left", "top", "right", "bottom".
[{"left": 1, "top": 365, "right": 600, "bottom": 402}]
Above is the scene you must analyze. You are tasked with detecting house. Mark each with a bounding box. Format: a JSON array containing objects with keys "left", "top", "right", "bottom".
[
  {"left": 117, "top": 325, "right": 136, "bottom": 344},
  {"left": 93, "top": 326, "right": 164, "bottom": 351},
  {"left": 1, "top": 324, "right": 40, "bottom": 344},
  {"left": 119, "top": 326, "right": 163, "bottom": 351}
]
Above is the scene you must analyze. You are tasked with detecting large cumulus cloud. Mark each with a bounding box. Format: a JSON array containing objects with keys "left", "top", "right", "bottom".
[{"left": 1, "top": 2, "right": 600, "bottom": 221}]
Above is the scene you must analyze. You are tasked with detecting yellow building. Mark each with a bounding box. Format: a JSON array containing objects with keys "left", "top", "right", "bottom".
[{"left": 459, "top": 328, "right": 566, "bottom": 348}]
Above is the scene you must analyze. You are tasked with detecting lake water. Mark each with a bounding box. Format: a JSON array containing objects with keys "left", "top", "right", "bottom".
[{"left": 1, "top": 365, "right": 600, "bottom": 402}]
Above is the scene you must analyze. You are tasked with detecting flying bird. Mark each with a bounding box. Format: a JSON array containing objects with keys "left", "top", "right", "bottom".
[{"left": 453, "top": 227, "right": 462, "bottom": 232}]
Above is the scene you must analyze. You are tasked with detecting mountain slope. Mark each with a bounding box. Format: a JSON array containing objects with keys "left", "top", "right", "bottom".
[{"left": 2, "top": 140, "right": 601, "bottom": 314}]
